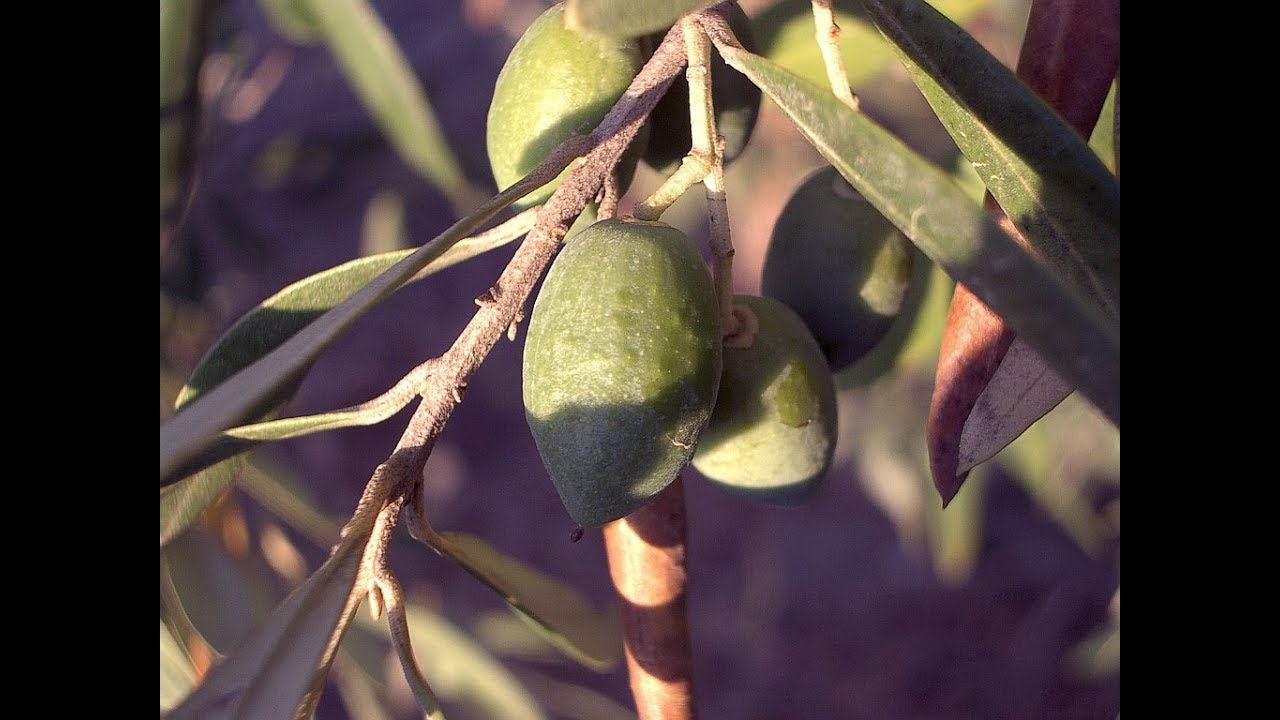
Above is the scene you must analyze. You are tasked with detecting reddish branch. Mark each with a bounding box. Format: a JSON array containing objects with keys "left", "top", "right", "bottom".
[
  {"left": 603, "top": 477, "right": 698, "bottom": 720},
  {"left": 927, "top": 0, "right": 1120, "bottom": 504}
]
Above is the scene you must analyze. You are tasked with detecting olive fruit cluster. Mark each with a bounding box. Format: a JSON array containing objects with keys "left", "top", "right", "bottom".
[
  {"left": 523, "top": 218, "right": 722, "bottom": 527},
  {"left": 486, "top": 2, "right": 647, "bottom": 211}
]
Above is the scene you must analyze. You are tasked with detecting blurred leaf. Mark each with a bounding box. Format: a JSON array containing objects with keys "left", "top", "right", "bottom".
[
  {"left": 1088, "top": 81, "right": 1117, "bottom": 173},
  {"left": 758, "top": 0, "right": 985, "bottom": 95},
  {"left": 331, "top": 650, "right": 396, "bottom": 720},
  {"left": 167, "top": 534, "right": 367, "bottom": 720},
  {"left": 237, "top": 460, "right": 343, "bottom": 548},
  {"left": 161, "top": 619, "right": 198, "bottom": 713},
  {"left": 924, "top": 464, "right": 986, "bottom": 584},
  {"left": 259, "top": 0, "right": 322, "bottom": 44},
  {"left": 364, "top": 603, "right": 546, "bottom": 720},
  {"left": 431, "top": 532, "right": 622, "bottom": 671},
  {"left": 473, "top": 610, "right": 573, "bottom": 665},
  {"left": 160, "top": 188, "right": 530, "bottom": 486},
  {"left": 162, "top": 529, "right": 276, "bottom": 654},
  {"left": 714, "top": 42, "right": 1120, "bottom": 423},
  {"left": 864, "top": 0, "right": 1120, "bottom": 319},
  {"left": 160, "top": 457, "right": 241, "bottom": 548},
  {"left": 1067, "top": 623, "right": 1119, "bottom": 679},
  {"left": 957, "top": 337, "right": 1072, "bottom": 475},
  {"left": 519, "top": 669, "right": 639, "bottom": 720},
  {"left": 565, "top": 0, "right": 716, "bottom": 38},
  {"left": 361, "top": 190, "right": 409, "bottom": 256},
  {"left": 160, "top": 0, "right": 204, "bottom": 106},
  {"left": 997, "top": 392, "right": 1118, "bottom": 556},
  {"left": 304, "top": 0, "right": 476, "bottom": 210}
]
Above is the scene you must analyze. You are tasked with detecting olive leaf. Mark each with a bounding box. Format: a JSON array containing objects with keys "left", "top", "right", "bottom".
[
  {"left": 565, "top": 0, "right": 718, "bottom": 38},
  {"left": 165, "top": 532, "right": 368, "bottom": 720},
  {"left": 712, "top": 41, "right": 1119, "bottom": 424},
  {"left": 863, "top": 0, "right": 1120, "bottom": 320},
  {"left": 956, "top": 337, "right": 1072, "bottom": 476},
  {"left": 160, "top": 185, "right": 530, "bottom": 487},
  {"left": 301, "top": 0, "right": 478, "bottom": 211},
  {"left": 427, "top": 531, "right": 623, "bottom": 671}
]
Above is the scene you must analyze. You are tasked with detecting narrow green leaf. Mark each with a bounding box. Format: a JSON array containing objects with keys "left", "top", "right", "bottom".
[
  {"left": 160, "top": 456, "right": 241, "bottom": 548},
  {"left": 160, "top": 185, "right": 528, "bottom": 486},
  {"left": 957, "top": 337, "right": 1071, "bottom": 476},
  {"left": 161, "top": 620, "right": 198, "bottom": 713},
  {"left": 166, "top": 533, "right": 367, "bottom": 720},
  {"left": 565, "top": 0, "right": 716, "bottom": 38},
  {"left": 303, "top": 0, "right": 475, "bottom": 209},
  {"left": 432, "top": 532, "right": 622, "bottom": 671},
  {"left": 863, "top": 0, "right": 1120, "bottom": 318},
  {"left": 715, "top": 43, "right": 1119, "bottom": 424}
]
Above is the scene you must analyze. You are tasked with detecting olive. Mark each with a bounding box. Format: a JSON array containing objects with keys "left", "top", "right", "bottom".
[
  {"left": 692, "top": 295, "right": 838, "bottom": 504},
  {"left": 487, "top": 3, "right": 647, "bottom": 211},
  {"left": 523, "top": 217, "right": 722, "bottom": 526},
  {"left": 762, "top": 166, "right": 918, "bottom": 371}
]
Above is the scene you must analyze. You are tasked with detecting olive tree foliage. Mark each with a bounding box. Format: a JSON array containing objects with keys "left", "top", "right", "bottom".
[{"left": 159, "top": 0, "right": 1118, "bottom": 717}]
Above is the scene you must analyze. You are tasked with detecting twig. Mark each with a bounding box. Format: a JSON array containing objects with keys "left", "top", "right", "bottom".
[
  {"left": 603, "top": 476, "right": 697, "bottom": 720},
  {"left": 361, "top": 494, "right": 448, "bottom": 720},
  {"left": 684, "top": 20, "right": 740, "bottom": 340},
  {"left": 810, "top": 0, "right": 859, "bottom": 110}
]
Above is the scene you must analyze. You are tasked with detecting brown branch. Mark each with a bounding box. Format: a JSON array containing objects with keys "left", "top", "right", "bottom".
[{"left": 603, "top": 476, "right": 697, "bottom": 720}]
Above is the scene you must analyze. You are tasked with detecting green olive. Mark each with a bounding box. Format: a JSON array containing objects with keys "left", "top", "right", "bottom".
[
  {"left": 523, "top": 217, "right": 722, "bottom": 527},
  {"left": 762, "top": 166, "right": 919, "bottom": 372},
  {"left": 641, "top": 3, "right": 762, "bottom": 175},
  {"left": 486, "top": 3, "right": 647, "bottom": 211},
  {"left": 692, "top": 295, "right": 837, "bottom": 504}
]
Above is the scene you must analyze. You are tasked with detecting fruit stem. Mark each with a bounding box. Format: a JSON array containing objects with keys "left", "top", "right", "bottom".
[
  {"left": 810, "top": 0, "right": 859, "bottom": 110},
  {"left": 603, "top": 476, "right": 698, "bottom": 720},
  {"left": 684, "top": 19, "right": 740, "bottom": 340}
]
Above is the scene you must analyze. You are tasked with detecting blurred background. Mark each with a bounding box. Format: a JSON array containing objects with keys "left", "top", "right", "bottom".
[{"left": 159, "top": 0, "right": 1120, "bottom": 717}]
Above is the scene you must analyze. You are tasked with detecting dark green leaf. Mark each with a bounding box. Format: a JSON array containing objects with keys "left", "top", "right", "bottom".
[
  {"left": 713, "top": 42, "right": 1119, "bottom": 423},
  {"left": 160, "top": 186, "right": 530, "bottom": 486},
  {"left": 431, "top": 532, "right": 622, "bottom": 671},
  {"left": 863, "top": 0, "right": 1120, "bottom": 319},
  {"left": 565, "top": 0, "right": 717, "bottom": 38},
  {"left": 166, "top": 534, "right": 367, "bottom": 720}
]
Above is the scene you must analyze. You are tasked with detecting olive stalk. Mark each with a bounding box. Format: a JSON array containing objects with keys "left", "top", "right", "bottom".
[{"left": 810, "top": 0, "right": 859, "bottom": 110}]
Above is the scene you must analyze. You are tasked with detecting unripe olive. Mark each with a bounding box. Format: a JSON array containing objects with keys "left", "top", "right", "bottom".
[
  {"left": 692, "top": 295, "right": 838, "bottom": 504},
  {"left": 523, "top": 217, "right": 722, "bottom": 527},
  {"left": 487, "top": 3, "right": 646, "bottom": 211},
  {"left": 762, "top": 166, "right": 918, "bottom": 371},
  {"left": 642, "top": 3, "right": 762, "bottom": 175}
]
